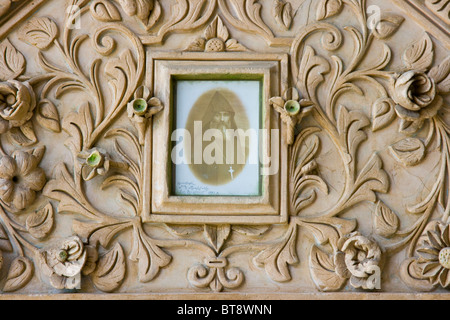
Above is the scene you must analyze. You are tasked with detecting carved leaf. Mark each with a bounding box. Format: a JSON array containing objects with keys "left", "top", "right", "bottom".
[
  {"left": 3, "top": 257, "right": 34, "bottom": 292},
  {"left": 310, "top": 246, "right": 346, "bottom": 292},
  {"left": 20, "top": 17, "right": 59, "bottom": 50},
  {"left": 143, "top": 0, "right": 162, "bottom": 30},
  {"left": 0, "top": 38, "right": 25, "bottom": 81},
  {"left": 204, "top": 225, "right": 231, "bottom": 252},
  {"left": 73, "top": 220, "right": 131, "bottom": 248},
  {"left": 346, "top": 154, "right": 390, "bottom": 208},
  {"left": 0, "top": 223, "right": 12, "bottom": 252},
  {"left": 373, "top": 14, "right": 404, "bottom": 40},
  {"left": 374, "top": 200, "right": 400, "bottom": 238},
  {"left": 43, "top": 163, "right": 104, "bottom": 221},
  {"left": 274, "top": 0, "right": 293, "bottom": 30},
  {"left": 36, "top": 99, "right": 61, "bottom": 133},
  {"left": 225, "top": 39, "right": 248, "bottom": 52},
  {"left": 403, "top": 33, "right": 434, "bottom": 71},
  {"left": 253, "top": 225, "right": 298, "bottom": 282},
  {"left": 232, "top": 225, "right": 271, "bottom": 237},
  {"left": 372, "top": 98, "right": 396, "bottom": 132},
  {"left": 316, "top": 0, "right": 343, "bottom": 21},
  {"left": 26, "top": 203, "right": 54, "bottom": 240},
  {"left": 9, "top": 121, "right": 37, "bottom": 147},
  {"left": 428, "top": 56, "right": 450, "bottom": 94},
  {"left": 221, "top": 0, "right": 274, "bottom": 41},
  {"left": 389, "top": 138, "right": 425, "bottom": 167},
  {"left": 297, "top": 46, "right": 330, "bottom": 102},
  {"left": 92, "top": 243, "right": 126, "bottom": 293},
  {"left": 90, "top": 0, "right": 122, "bottom": 22},
  {"left": 130, "top": 226, "right": 172, "bottom": 283},
  {"left": 337, "top": 106, "right": 370, "bottom": 160}
]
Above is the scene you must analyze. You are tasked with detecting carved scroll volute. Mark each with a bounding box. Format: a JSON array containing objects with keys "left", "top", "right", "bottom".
[{"left": 0, "top": 0, "right": 449, "bottom": 297}]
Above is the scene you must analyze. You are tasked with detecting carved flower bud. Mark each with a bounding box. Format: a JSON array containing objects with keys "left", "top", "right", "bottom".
[
  {"left": 393, "top": 71, "right": 436, "bottom": 112},
  {"left": 78, "top": 148, "right": 110, "bottom": 181}
]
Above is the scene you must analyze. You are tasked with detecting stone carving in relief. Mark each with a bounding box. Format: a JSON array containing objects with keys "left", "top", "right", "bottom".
[{"left": 0, "top": 0, "right": 447, "bottom": 296}]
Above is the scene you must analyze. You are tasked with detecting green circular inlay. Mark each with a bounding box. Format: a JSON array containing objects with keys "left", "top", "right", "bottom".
[
  {"left": 133, "top": 98, "right": 148, "bottom": 115},
  {"left": 284, "top": 100, "right": 301, "bottom": 116},
  {"left": 57, "top": 250, "right": 68, "bottom": 263},
  {"left": 86, "top": 151, "right": 102, "bottom": 167}
]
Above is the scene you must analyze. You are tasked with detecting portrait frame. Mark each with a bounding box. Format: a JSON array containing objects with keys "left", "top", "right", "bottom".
[{"left": 143, "top": 52, "right": 289, "bottom": 225}]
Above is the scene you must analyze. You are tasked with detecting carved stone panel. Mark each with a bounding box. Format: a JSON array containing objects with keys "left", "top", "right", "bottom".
[{"left": 0, "top": 0, "right": 448, "bottom": 299}]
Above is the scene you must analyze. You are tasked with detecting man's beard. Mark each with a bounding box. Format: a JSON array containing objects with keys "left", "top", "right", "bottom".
[{"left": 209, "top": 120, "right": 232, "bottom": 139}]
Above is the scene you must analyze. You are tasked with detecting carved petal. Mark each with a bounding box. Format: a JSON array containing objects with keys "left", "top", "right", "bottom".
[
  {"left": 372, "top": 98, "right": 396, "bottom": 132},
  {"left": 316, "top": 0, "right": 343, "bottom": 21},
  {"left": 20, "top": 17, "right": 59, "bottom": 50}
]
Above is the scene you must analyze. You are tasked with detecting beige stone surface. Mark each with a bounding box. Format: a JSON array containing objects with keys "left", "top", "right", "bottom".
[{"left": 0, "top": 0, "right": 448, "bottom": 299}]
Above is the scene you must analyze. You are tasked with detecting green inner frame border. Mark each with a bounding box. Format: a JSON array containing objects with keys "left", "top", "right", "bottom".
[{"left": 169, "top": 74, "right": 265, "bottom": 197}]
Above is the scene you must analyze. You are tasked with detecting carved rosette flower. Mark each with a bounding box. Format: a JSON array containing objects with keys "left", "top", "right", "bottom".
[
  {"left": 414, "top": 222, "right": 450, "bottom": 288},
  {"left": 78, "top": 148, "right": 111, "bottom": 181},
  {"left": 0, "top": 149, "right": 46, "bottom": 213},
  {"left": 335, "top": 232, "right": 382, "bottom": 290},
  {"left": 269, "top": 90, "right": 314, "bottom": 145},
  {"left": 127, "top": 86, "right": 163, "bottom": 145},
  {"left": 393, "top": 71, "right": 443, "bottom": 131},
  {"left": 0, "top": 80, "right": 36, "bottom": 134},
  {"left": 40, "top": 236, "right": 97, "bottom": 290}
]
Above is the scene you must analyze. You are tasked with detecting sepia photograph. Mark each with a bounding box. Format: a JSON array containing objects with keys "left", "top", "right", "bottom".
[{"left": 173, "top": 80, "right": 262, "bottom": 196}]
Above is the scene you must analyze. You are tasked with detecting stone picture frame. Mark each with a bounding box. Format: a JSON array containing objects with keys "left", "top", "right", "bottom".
[{"left": 144, "top": 52, "right": 289, "bottom": 225}]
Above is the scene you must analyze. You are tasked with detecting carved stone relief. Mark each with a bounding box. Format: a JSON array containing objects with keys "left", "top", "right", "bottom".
[{"left": 0, "top": 0, "right": 448, "bottom": 298}]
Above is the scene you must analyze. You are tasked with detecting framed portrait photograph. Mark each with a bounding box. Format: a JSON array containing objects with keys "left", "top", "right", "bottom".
[
  {"left": 145, "top": 52, "right": 289, "bottom": 225},
  {"left": 172, "top": 79, "right": 262, "bottom": 197}
]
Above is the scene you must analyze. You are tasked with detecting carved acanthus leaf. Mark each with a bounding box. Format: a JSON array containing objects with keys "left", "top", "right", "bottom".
[
  {"left": 389, "top": 138, "right": 426, "bottom": 167},
  {"left": 0, "top": 39, "right": 25, "bottom": 81},
  {"left": 274, "top": 0, "right": 293, "bottom": 30},
  {"left": 90, "top": 0, "right": 122, "bottom": 22},
  {"left": 19, "top": 17, "right": 59, "bottom": 50},
  {"left": 129, "top": 225, "right": 172, "bottom": 283}
]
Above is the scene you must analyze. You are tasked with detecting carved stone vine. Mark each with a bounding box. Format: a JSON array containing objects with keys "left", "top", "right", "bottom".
[{"left": 0, "top": 0, "right": 447, "bottom": 295}]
